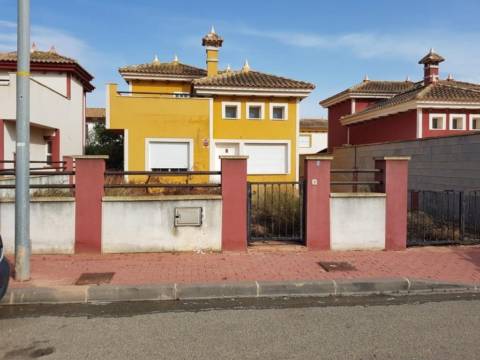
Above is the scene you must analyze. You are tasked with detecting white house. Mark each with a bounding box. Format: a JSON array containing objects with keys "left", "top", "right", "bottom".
[
  {"left": 0, "top": 45, "right": 94, "bottom": 169},
  {"left": 298, "top": 118, "right": 328, "bottom": 155}
]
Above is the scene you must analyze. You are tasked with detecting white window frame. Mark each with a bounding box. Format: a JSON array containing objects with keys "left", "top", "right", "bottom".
[
  {"left": 449, "top": 114, "right": 466, "bottom": 131},
  {"left": 144, "top": 138, "right": 194, "bottom": 171},
  {"left": 270, "top": 103, "right": 289, "bottom": 121},
  {"left": 298, "top": 133, "right": 312, "bottom": 148},
  {"left": 469, "top": 115, "right": 480, "bottom": 131},
  {"left": 222, "top": 101, "right": 241, "bottom": 120},
  {"left": 429, "top": 113, "right": 446, "bottom": 130},
  {"left": 246, "top": 102, "right": 265, "bottom": 120}
]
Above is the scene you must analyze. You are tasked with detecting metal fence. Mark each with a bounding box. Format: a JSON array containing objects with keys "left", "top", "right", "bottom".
[
  {"left": 247, "top": 182, "right": 304, "bottom": 244},
  {"left": 407, "top": 190, "right": 480, "bottom": 246}
]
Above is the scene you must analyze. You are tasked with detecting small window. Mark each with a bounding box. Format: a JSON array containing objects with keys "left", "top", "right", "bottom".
[
  {"left": 470, "top": 115, "right": 480, "bottom": 130},
  {"left": 270, "top": 103, "right": 288, "bottom": 120},
  {"left": 298, "top": 134, "right": 311, "bottom": 148},
  {"left": 247, "top": 103, "right": 264, "bottom": 120},
  {"left": 222, "top": 102, "right": 241, "bottom": 119},
  {"left": 429, "top": 114, "right": 446, "bottom": 130},
  {"left": 449, "top": 114, "right": 466, "bottom": 130},
  {"left": 174, "top": 92, "right": 190, "bottom": 98}
]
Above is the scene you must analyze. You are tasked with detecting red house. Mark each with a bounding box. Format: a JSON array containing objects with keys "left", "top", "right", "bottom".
[{"left": 320, "top": 50, "right": 480, "bottom": 152}]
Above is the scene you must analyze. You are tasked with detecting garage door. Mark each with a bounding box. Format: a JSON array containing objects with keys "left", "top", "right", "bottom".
[
  {"left": 243, "top": 143, "right": 288, "bottom": 174},
  {"left": 148, "top": 141, "right": 190, "bottom": 171}
]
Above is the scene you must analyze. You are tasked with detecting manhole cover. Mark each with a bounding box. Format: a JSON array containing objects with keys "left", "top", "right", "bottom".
[
  {"left": 318, "top": 261, "right": 356, "bottom": 272},
  {"left": 75, "top": 272, "right": 115, "bottom": 285}
]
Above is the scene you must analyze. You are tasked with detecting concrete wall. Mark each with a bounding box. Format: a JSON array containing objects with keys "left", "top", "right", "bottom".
[
  {"left": 0, "top": 198, "right": 75, "bottom": 254},
  {"left": 0, "top": 174, "right": 70, "bottom": 198},
  {"left": 102, "top": 195, "right": 222, "bottom": 253},
  {"left": 332, "top": 133, "right": 480, "bottom": 191},
  {"left": 330, "top": 193, "right": 386, "bottom": 250}
]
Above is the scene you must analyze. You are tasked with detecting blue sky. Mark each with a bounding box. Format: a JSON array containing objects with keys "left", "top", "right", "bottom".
[{"left": 1, "top": 0, "right": 480, "bottom": 117}]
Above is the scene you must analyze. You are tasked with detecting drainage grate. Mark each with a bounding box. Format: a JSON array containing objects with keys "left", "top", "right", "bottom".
[
  {"left": 318, "top": 261, "right": 356, "bottom": 272},
  {"left": 75, "top": 272, "right": 115, "bottom": 286}
]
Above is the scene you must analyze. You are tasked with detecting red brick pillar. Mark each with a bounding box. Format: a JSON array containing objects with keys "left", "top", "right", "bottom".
[
  {"left": 74, "top": 155, "right": 108, "bottom": 253},
  {"left": 304, "top": 156, "right": 333, "bottom": 250},
  {"left": 52, "top": 129, "right": 60, "bottom": 165},
  {"left": 375, "top": 157, "right": 410, "bottom": 250},
  {"left": 221, "top": 156, "right": 248, "bottom": 251},
  {"left": 0, "top": 119, "right": 4, "bottom": 170}
]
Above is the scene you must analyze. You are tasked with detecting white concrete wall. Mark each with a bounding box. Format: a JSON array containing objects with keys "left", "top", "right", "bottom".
[
  {"left": 0, "top": 198, "right": 75, "bottom": 254},
  {"left": 330, "top": 193, "right": 386, "bottom": 250},
  {"left": 298, "top": 132, "right": 328, "bottom": 155},
  {"left": 0, "top": 71, "right": 84, "bottom": 160},
  {"left": 102, "top": 195, "right": 222, "bottom": 253}
]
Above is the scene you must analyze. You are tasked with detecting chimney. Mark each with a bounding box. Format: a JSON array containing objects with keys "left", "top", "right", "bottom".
[
  {"left": 418, "top": 48, "right": 445, "bottom": 85},
  {"left": 202, "top": 26, "right": 223, "bottom": 77}
]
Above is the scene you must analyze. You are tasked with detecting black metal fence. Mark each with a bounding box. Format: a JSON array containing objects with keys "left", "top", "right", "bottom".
[
  {"left": 408, "top": 190, "right": 480, "bottom": 246},
  {"left": 247, "top": 182, "right": 304, "bottom": 243}
]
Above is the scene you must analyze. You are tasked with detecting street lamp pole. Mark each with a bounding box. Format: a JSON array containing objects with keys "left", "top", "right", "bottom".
[{"left": 15, "top": 0, "right": 31, "bottom": 281}]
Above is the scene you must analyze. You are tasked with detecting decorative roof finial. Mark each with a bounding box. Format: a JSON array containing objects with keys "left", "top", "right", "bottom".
[
  {"left": 31, "top": 42, "right": 37, "bottom": 53},
  {"left": 406, "top": 75, "right": 411, "bottom": 82},
  {"left": 202, "top": 27, "right": 223, "bottom": 47},
  {"left": 242, "top": 59, "right": 250, "bottom": 72},
  {"left": 226, "top": 64, "right": 232, "bottom": 72},
  {"left": 152, "top": 54, "right": 160, "bottom": 64},
  {"left": 48, "top": 45, "right": 56, "bottom": 53},
  {"left": 173, "top": 54, "right": 179, "bottom": 64},
  {"left": 447, "top": 73, "right": 454, "bottom": 81},
  {"left": 430, "top": 47, "right": 435, "bottom": 54},
  {"left": 363, "top": 74, "right": 369, "bottom": 82},
  {"left": 210, "top": 25, "right": 216, "bottom": 34}
]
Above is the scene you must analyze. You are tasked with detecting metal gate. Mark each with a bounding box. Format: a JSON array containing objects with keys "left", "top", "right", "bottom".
[
  {"left": 407, "top": 190, "right": 480, "bottom": 246},
  {"left": 247, "top": 181, "right": 304, "bottom": 244}
]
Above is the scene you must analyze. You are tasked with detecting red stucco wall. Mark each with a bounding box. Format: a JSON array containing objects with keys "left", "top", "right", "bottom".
[
  {"left": 327, "top": 100, "right": 352, "bottom": 152},
  {"left": 348, "top": 110, "right": 418, "bottom": 145},
  {"left": 422, "top": 108, "right": 480, "bottom": 138},
  {"left": 355, "top": 99, "right": 381, "bottom": 113}
]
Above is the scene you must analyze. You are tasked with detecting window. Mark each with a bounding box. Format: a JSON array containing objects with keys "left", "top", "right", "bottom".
[
  {"left": 270, "top": 103, "right": 288, "bottom": 120},
  {"left": 222, "top": 102, "right": 241, "bottom": 119},
  {"left": 46, "top": 140, "right": 53, "bottom": 165},
  {"left": 298, "top": 134, "right": 311, "bottom": 148},
  {"left": 429, "top": 114, "right": 446, "bottom": 130},
  {"left": 147, "top": 140, "right": 192, "bottom": 171},
  {"left": 449, "top": 114, "right": 466, "bottom": 130},
  {"left": 247, "top": 103, "right": 264, "bottom": 120},
  {"left": 243, "top": 143, "right": 289, "bottom": 174},
  {"left": 470, "top": 115, "right": 480, "bottom": 130}
]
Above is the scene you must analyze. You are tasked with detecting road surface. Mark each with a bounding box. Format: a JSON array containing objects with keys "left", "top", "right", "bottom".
[{"left": 1, "top": 293, "right": 479, "bottom": 359}]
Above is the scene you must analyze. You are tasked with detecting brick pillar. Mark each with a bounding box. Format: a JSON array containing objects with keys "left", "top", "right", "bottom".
[
  {"left": 0, "top": 119, "right": 4, "bottom": 170},
  {"left": 375, "top": 156, "right": 411, "bottom": 250},
  {"left": 52, "top": 129, "right": 60, "bottom": 165},
  {"left": 304, "top": 156, "right": 333, "bottom": 250},
  {"left": 63, "top": 155, "right": 74, "bottom": 185},
  {"left": 74, "top": 155, "right": 108, "bottom": 253},
  {"left": 221, "top": 156, "right": 248, "bottom": 251}
]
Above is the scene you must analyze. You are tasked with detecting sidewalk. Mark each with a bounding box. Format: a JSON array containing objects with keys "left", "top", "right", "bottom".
[{"left": 8, "top": 245, "right": 480, "bottom": 288}]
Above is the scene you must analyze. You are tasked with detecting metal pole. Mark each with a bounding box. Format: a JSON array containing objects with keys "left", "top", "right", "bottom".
[{"left": 15, "top": 0, "right": 31, "bottom": 281}]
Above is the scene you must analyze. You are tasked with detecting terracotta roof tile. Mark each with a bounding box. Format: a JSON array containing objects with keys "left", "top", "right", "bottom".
[
  {"left": 0, "top": 50, "right": 77, "bottom": 64},
  {"left": 192, "top": 70, "right": 315, "bottom": 90},
  {"left": 86, "top": 107, "right": 106, "bottom": 119},
  {"left": 300, "top": 118, "right": 328, "bottom": 132},
  {"left": 119, "top": 61, "right": 206, "bottom": 77}
]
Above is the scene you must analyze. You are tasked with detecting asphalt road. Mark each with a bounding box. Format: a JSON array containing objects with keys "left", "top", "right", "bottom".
[{"left": 1, "top": 293, "right": 480, "bottom": 360}]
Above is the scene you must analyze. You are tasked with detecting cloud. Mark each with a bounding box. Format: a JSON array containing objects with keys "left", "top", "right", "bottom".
[{"left": 237, "top": 27, "right": 480, "bottom": 82}]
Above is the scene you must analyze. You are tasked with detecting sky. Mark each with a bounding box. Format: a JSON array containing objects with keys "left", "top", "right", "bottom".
[{"left": 1, "top": 0, "right": 480, "bottom": 117}]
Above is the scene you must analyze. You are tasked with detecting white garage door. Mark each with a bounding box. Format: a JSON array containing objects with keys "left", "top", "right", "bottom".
[
  {"left": 148, "top": 141, "right": 190, "bottom": 171},
  {"left": 244, "top": 143, "right": 288, "bottom": 174}
]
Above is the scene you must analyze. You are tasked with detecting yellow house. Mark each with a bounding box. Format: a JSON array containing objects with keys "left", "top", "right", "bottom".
[{"left": 106, "top": 27, "right": 315, "bottom": 181}]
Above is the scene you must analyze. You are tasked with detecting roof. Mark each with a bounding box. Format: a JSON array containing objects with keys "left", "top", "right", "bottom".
[
  {"left": 300, "top": 118, "right": 328, "bottom": 132},
  {"left": 86, "top": 107, "right": 106, "bottom": 122},
  {"left": 0, "top": 50, "right": 94, "bottom": 91},
  {"left": 341, "top": 79, "right": 480, "bottom": 125},
  {"left": 192, "top": 70, "right": 315, "bottom": 90},
  {"left": 320, "top": 80, "right": 416, "bottom": 107},
  {"left": 119, "top": 61, "right": 206, "bottom": 79},
  {"left": 419, "top": 50, "right": 445, "bottom": 65}
]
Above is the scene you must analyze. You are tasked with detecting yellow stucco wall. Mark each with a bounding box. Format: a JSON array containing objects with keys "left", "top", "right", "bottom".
[
  {"left": 212, "top": 96, "right": 298, "bottom": 181},
  {"left": 108, "top": 84, "right": 210, "bottom": 183},
  {"left": 130, "top": 80, "right": 191, "bottom": 94}
]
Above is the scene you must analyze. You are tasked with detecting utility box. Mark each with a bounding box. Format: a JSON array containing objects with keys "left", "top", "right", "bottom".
[{"left": 174, "top": 207, "right": 203, "bottom": 227}]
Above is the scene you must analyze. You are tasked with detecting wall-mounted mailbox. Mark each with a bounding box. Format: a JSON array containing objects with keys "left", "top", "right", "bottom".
[{"left": 174, "top": 207, "right": 203, "bottom": 227}]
